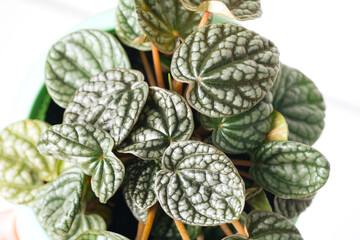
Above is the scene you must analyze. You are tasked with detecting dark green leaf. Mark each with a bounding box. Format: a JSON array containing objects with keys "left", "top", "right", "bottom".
[
  {"left": 134, "top": 0, "right": 203, "bottom": 54},
  {"left": 75, "top": 230, "right": 129, "bottom": 240},
  {"left": 250, "top": 141, "right": 330, "bottom": 198},
  {"left": 201, "top": 93, "right": 273, "bottom": 154},
  {"left": 246, "top": 190, "right": 272, "bottom": 212},
  {"left": 45, "top": 29, "right": 130, "bottom": 108},
  {"left": 265, "top": 110, "right": 289, "bottom": 142},
  {"left": 155, "top": 140, "right": 245, "bottom": 225},
  {"left": 63, "top": 69, "right": 149, "bottom": 147},
  {"left": 171, "top": 22, "right": 280, "bottom": 117},
  {"left": 271, "top": 64, "right": 325, "bottom": 145},
  {"left": 274, "top": 194, "right": 315, "bottom": 219},
  {"left": 118, "top": 87, "right": 194, "bottom": 160},
  {"left": 123, "top": 186, "right": 148, "bottom": 223}
]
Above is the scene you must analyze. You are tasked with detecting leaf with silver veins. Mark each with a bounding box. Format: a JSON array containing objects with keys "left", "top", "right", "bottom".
[
  {"left": 274, "top": 194, "right": 315, "bottom": 220},
  {"left": 63, "top": 68, "right": 149, "bottom": 147},
  {"left": 171, "top": 22, "right": 280, "bottom": 117},
  {"left": 155, "top": 140, "right": 245, "bottom": 225},
  {"left": 45, "top": 29, "right": 130, "bottom": 108},
  {"left": 123, "top": 187, "right": 148, "bottom": 223},
  {"left": 75, "top": 230, "right": 130, "bottom": 240}
]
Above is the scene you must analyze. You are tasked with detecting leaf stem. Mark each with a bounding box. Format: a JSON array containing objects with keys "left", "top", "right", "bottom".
[
  {"left": 238, "top": 170, "right": 253, "bottom": 180},
  {"left": 135, "top": 221, "right": 145, "bottom": 240},
  {"left": 174, "top": 219, "right": 191, "bottom": 240},
  {"left": 141, "top": 203, "right": 158, "bottom": 240},
  {"left": 231, "top": 220, "right": 248, "bottom": 237},
  {"left": 80, "top": 176, "right": 89, "bottom": 203},
  {"left": 140, "top": 51, "right": 156, "bottom": 86},
  {"left": 220, "top": 224, "right": 233, "bottom": 236},
  {"left": 232, "top": 159, "right": 252, "bottom": 167},
  {"left": 198, "top": 11, "right": 210, "bottom": 29},
  {"left": 151, "top": 44, "right": 165, "bottom": 88},
  {"left": 174, "top": 81, "right": 184, "bottom": 95}
]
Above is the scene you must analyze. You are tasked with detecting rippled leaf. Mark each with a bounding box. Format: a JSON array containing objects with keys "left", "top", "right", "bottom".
[
  {"left": 250, "top": 141, "right": 330, "bottom": 198},
  {"left": 63, "top": 69, "right": 149, "bottom": 146},
  {"left": 246, "top": 190, "right": 272, "bottom": 212},
  {"left": 123, "top": 186, "right": 148, "bottom": 223},
  {"left": 37, "top": 124, "right": 125, "bottom": 203},
  {"left": 134, "top": 0, "right": 203, "bottom": 54},
  {"left": 118, "top": 87, "right": 194, "bottom": 160},
  {"left": 181, "top": 0, "right": 261, "bottom": 20},
  {"left": 75, "top": 230, "right": 129, "bottom": 240},
  {"left": 115, "top": 0, "right": 151, "bottom": 50},
  {"left": 171, "top": 22, "right": 280, "bottom": 117},
  {"left": 0, "top": 120, "right": 58, "bottom": 204},
  {"left": 201, "top": 93, "right": 273, "bottom": 154},
  {"left": 45, "top": 29, "right": 130, "bottom": 108},
  {"left": 155, "top": 140, "right": 245, "bottom": 225},
  {"left": 274, "top": 194, "right": 315, "bottom": 219},
  {"left": 125, "top": 158, "right": 160, "bottom": 209},
  {"left": 271, "top": 64, "right": 325, "bottom": 145},
  {"left": 39, "top": 167, "right": 84, "bottom": 235},
  {"left": 265, "top": 110, "right": 289, "bottom": 142}
]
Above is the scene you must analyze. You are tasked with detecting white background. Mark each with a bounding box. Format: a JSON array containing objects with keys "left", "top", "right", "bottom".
[{"left": 1, "top": 0, "right": 360, "bottom": 239}]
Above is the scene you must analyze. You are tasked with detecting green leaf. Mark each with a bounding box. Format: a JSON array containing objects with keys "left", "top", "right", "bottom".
[
  {"left": 75, "top": 230, "right": 129, "bottom": 240},
  {"left": 271, "top": 64, "right": 325, "bottom": 145},
  {"left": 115, "top": 0, "right": 152, "bottom": 50},
  {"left": 250, "top": 141, "right": 330, "bottom": 198},
  {"left": 125, "top": 158, "right": 160, "bottom": 209},
  {"left": 123, "top": 186, "right": 148, "bottom": 223},
  {"left": 118, "top": 87, "right": 194, "bottom": 160},
  {"left": 171, "top": 22, "right": 280, "bottom": 117},
  {"left": 246, "top": 190, "right": 272, "bottom": 212},
  {"left": 265, "top": 110, "right": 289, "bottom": 142},
  {"left": 274, "top": 194, "right": 315, "bottom": 220},
  {"left": 201, "top": 93, "right": 273, "bottom": 154},
  {"left": 245, "top": 186, "right": 263, "bottom": 201},
  {"left": 37, "top": 124, "right": 125, "bottom": 203},
  {"left": 134, "top": 0, "right": 203, "bottom": 54},
  {"left": 0, "top": 119, "right": 58, "bottom": 204},
  {"left": 222, "top": 235, "right": 247, "bottom": 240},
  {"left": 181, "top": 0, "right": 262, "bottom": 21},
  {"left": 39, "top": 167, "right": 84, "bottom": 235},
  {"left": 244, "top": 210, "right": 303, "bottom": 239},
  {"left": 155, "top": 140, "right": 245, "bottom": 225},
  {"left": 45, "top": 29, "right": 130, "bottom": 108},
  {"left": 63, "top": 69, "right": 149, "bottom": 147}
]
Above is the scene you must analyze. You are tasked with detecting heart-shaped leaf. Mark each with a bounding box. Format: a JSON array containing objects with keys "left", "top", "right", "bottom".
[
  {"left": 155, "top": 140, "right": 245, "bottom": 225},
  {"left": 243, "top": 210, "right": 303, "bottom": 239},
  {"left": 250, "top": 141, "right": 330, "bottom": 198},
  {"left": 39, "top": 167, "right": 84, "bottom": 235},
  {"left": 181, "top": 0, "right": 262, "bottom": 21},
  {"left": 171, "top": 22, "right": 280, "bottom": 117},
  {"left": 75, "top": 230, "right": 129, "bottom": 240},
  {"left": 118, "top": 87, "right": 194, "bottom": 160},
  {"left": 45, "top": 29, "right": 130, "bottom": 108},
  {"left": 37, "top": 124, "right": 125, "bottom": 203},
  {"left": 63, "top": 68, "right": 149, "bottom": 147},
  {"left": 246, "top": 190, "right": 272, "bottom": 212},
  {"left": 265, "top": 110, "right": 289, "bottom": 142},
  {"left": 0, "top": 119, "right": 58, "bottom": 204},
  {"left": 271, "top": 64, "right": 325, "bottom": 145},
  {"left": 115, "top": 0, "right": 152, "bottom": 50},
  {"left": 123, "top": 186, "right": 148, "bottom": 223},
  {"left": 124, "top": 158, "right": 160, "bottom": 209},
  {"left": 200, "top": 92, "right": 273, "bottom": 154},
  {"left": 274, "top": 194, "right": 315, "bottom": 220},
  {"left": 134, "top": 0, "right": 203, "bottom": 54}
]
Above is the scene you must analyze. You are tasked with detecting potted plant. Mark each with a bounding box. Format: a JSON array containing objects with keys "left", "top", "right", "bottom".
[{"left": 0, "top": 0, "right": 329, "bottom": 239}]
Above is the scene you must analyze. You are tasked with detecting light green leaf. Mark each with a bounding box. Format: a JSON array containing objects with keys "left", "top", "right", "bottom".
[
  {"left": 116, "top": 0, "right": 152, "bottom": 50},
  {"left": 271, "top": 64, "right": 325, "bottom": 145},
  {"left": 201, "top": 93, "right": 273, "bottom": 154},
  {"left": 75, "top": 230, "right": 129, "bottom": 240},
  {"left": 37, "top": 124, "right": 125, "bottom": 203},
  {"left": 245, "top": 185, "right": 262, "bottom": 201},
  {"left": 45, "top": 29, "right": 130, "bottom": 108},
  {"left": 39, "top": 167, "right": 84, "bottom": 235},
  {"left": 274, "top": 194, "right": 315, "bottom": 220},
  {"left": 155, "top": 140, "right": 245, "bottom": 225},
  {"left": 181, "top": 0, "right": 262, "bottom": 21},
  {"left": 123, "top": 186, "right": 148, "bottom": 223},
  {"left": 246, "top": 190, "right": 272, "bottom": 212},
  {"left": 134, "top": 0, "right": 203, "bottom": 54},
  {"left": 0, "top": 119, "right": 58, "bottom": 204},
  {"left": 63, "top": 69, "right": 149, "bottom": 147},
  {"left": 125, "top": 158, "right": 160, "bottom": 209},
  {"left": 265, "top": 110, "right": 289, "bottom": 142},
  {"left": 250, "top": 141, "right": 330, "bottom": 198},
  {"left": 244, "top": 210, "right": 303, "bottom": 239},
  {"left": 222, "top": 235, "right": 247, "bottom": 240},
  {"left": 171, "top": 22, "right": 280, "bottom": 117},
  {"left": 118, "top": 87, "right": 194, "bottom": 160}
]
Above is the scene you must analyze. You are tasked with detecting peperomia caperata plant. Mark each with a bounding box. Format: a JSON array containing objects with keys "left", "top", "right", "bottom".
[{"left": 0, "top": 0, "right": 330, "bottom": 239}]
